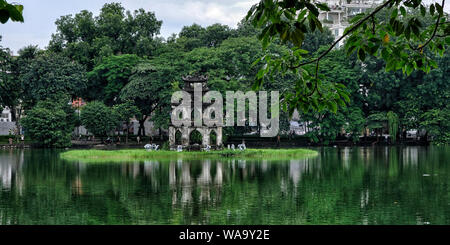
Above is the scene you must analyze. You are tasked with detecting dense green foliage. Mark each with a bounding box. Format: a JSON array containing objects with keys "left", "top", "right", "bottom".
[
  {"left": 112, "top": 101, "right": 141, "bottom": 143},
  {"left": 178, "top": 23, "right": 235, "bottom": 50},
  {"left": 246, "top": 0, "right": 449, "bottom": 115},
  {"left": 420, "top": 105, "right": 450, "bottom": 144},
  {"left": 20, "top": 97, "right": 76, "bottom": 148},
  {"left": 80, "top": 101, "right": 117, "bottom": 138},
  {"left": 0, "top": 2, "right": 448, "bottom": 146},
  {"left": 387, "top": 111, "right": 400, "bottom": 143},
  {"left": 120, "top": 62, "right": 175, "bottom": 135},
  {"left": 48, "top": 3, "right": 162, "bottom": 69},
  {"left": 20, "top": 52, "right": 87, "bottom": 108},
  {"left": 87, "top": 54, "right": 142, "bottom": 105},
  {"left": 0, "top": 36, "right": 15, "bottom": 112}
]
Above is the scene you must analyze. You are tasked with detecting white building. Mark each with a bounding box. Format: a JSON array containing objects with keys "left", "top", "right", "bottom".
[
  {"left": 318, "top": 0, "right": 382, "bottom": 46},
  {"left": 1, "top": 107, "right": 12, "bottom": 122},
  {"left": 0, "top": 107, "right": 16, "bottom": 136},
  {"left": 289, "top": 109, "right": 312, "bottom": 136}
]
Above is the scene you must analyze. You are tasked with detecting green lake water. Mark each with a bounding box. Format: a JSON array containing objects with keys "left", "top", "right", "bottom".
[{"left": 0, "top": 146, "right": 449, "bottom": 225}]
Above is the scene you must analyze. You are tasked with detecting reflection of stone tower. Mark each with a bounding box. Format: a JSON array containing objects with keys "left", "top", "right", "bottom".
[{"left": 169, "top": 74, "right": 223, "bottom": 149}]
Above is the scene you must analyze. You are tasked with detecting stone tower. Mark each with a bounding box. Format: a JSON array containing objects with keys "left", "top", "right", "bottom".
[{"left": 169, "top": 74, "right": 223, "bottom": 149}]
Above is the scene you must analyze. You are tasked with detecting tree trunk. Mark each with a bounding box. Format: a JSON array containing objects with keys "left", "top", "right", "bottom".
[
  {"left": 363, "top": 126, "right": 367, "bottom": 143},
  {"left": 138, "top": 121, "right": 145, "bottom": 136},
  {"left": 13, "top": 106, "right": 22, "bottom": 142},
  {"left": 138, "top": 123, "right": 146, "bottom": 137},
  {"left": 11, "top": 105, "right": 17, "bottom": 122},
  {"left": 422, "top": 131, "right": 429, "bottom": 144},
  {"left": 372, "top": 129, "right": 380, "bottom": 146},
  {"left": 139, "top": 116, "right": 148, "bottom": 137},
  {"left": 126, "top": 122, "right": 129, "bottom": 145}
]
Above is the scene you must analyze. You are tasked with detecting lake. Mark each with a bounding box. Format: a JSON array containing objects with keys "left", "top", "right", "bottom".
[{"left": 0, "top": 146, "right": 449, "bottom": 225}]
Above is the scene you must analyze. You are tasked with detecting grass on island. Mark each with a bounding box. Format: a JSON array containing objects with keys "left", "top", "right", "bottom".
[{"left": 59, "top": 148, "right": 318, "bottom": 163}]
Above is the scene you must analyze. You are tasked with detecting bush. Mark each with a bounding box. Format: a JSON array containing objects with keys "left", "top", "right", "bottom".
[
  {"left": 80, "top": 101, "right": 118, "bottom": 139},
  {"left": 21, "top": 98, "right": 76, "bottom": 148}
]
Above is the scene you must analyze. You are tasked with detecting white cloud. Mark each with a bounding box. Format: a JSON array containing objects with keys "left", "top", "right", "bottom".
[{"left": 123, "top": 0, "right": 258, "bottom": 37}]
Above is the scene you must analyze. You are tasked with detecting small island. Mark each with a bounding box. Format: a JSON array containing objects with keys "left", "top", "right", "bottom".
[{"left": 60, "top": 148, "right": 318, "bottom": 163}]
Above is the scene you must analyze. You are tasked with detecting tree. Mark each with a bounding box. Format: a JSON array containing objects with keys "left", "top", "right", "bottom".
[
  {"left": 203, "top": 23, "right": 234, "bottom": 47},
  {"left": 120, "top": 63, "right": 174, "bottom": 136},
  {"left": 367, "top": 112, "right": 388, "bottom": 143},
  {"left": 302, "top": 28, "right": 335, "bottom": 53},
  {"left": 177, "top": 23, "right": 235, "bottom": 51},
  {"left": 178, "top": 23, "right": 207, "bottom": 51},
  {"left": 0, "top": 0, "right": 23, "bottom": 24},
  {"left": 86, "top": 54, "right": 143, "bottom": 105},
  {"left": 358, "top": 34, "right": 450, "bottom": 143},
  {"left": 420, "top": 105, "right": 450, "bottom": 145},
  {"left": 0, "top": 36, "right": 16, "bottom": 111},
  {"left": 303, "top": 109, "right": 347, "bottom": 145},
  {"left": 246, "top": 0, "right": 449, "bottom": 115},
  {"left": 216, "top": 36, "right": 265, "bottom": 88},
  {"left": 49, "top": 3, "right": 162, "bottom": 69},
  {"left": 113, "top": 101, "right": 141, "bottom": 144},
  {"left": 387, "top": 111, "right": 400, "bottom": 143},
  {"left": 293, "top": 46, "right": 364, "bottom": 144},
  {"left": 19, "top": 51, "right": 87, "bottom": 108},
  {"left": 20, "top": 97, "right": 76, "bottom": 148},
  {"left": 344, "top": 107, "right": 366, "bottom": 143},
  {"left": 235, "top": 19, "right": 261, "bottom": 37},
  {"left": 80, "top": 101, "right": 117, "bottom": 141},
  {"left": 1, "top": 44, "right": 40, "bottom": 138}
]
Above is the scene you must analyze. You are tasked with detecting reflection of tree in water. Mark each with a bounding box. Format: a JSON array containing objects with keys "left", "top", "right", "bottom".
[
  {"left": 144, "top": 161, "right": 160, "bottom": 190},
  {"left": 169, "top": 161, "right": 177, "bottom": 206},
  {"left": 181, "top": 162, "right": 193, "bottom": 205},
  {"left": 0, "top": 150, "right": 24, "bottom": 192},
  {"left": 289, "top": 159, "right": 311, "bottom": 188},
  {"left": 197, "top": 160, "right": 211, "bottom": 203},
  {"left": 72, "top": 175, "right": 83, "bottom": 195},
  {"left": 402, "top": 147, "right": 419, "bottom": 166},
  {"left": 1, "top": 147, "right": 449, "bottom": 225},
  {"left": 214, "top": 162, "right": 223, "bottom": 186}
]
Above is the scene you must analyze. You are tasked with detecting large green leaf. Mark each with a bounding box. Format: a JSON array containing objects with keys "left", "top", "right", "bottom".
[
  {"left": 0, "top": 9, "right": 9, "bottom": 23},
  {"left": 0, "top": 1, "right": 23, "bottom": 23}
]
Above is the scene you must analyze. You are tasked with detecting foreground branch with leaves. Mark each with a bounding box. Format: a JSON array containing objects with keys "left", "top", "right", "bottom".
[
  {"left": 247, "top": 0, "right": 449, "bottom": 115},
  {"left": 0, "top": 0, "right": 23, "bottom": 24}
]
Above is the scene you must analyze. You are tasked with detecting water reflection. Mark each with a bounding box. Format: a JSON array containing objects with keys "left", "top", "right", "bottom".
[
  {"left": 0, "top": 149, "right": 24, "bottom": 192},
  {"left": 0, "top": 147, "right": 449, "bottom": 225},
  {"left": 181, "top": 162, "right": 193, "bottom": 205},
  {"left": 403, "top": 147, "right": 419, "bottom": 166}
]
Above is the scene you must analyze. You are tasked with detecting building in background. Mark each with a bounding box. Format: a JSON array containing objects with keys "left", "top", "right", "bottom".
[
  {"left": 0, "top": 107, "right": 16, "bottom": 136},
  {"left": 1, "top": 107, "right": 12, "bottom": 123},
  {"left": 318, "top": 0, "right": 382, "bottom": 46}
]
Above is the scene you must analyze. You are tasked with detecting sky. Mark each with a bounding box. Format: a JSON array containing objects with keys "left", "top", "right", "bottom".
[{"left": 0, "top": 0, "right": 258, "bottom": 54}]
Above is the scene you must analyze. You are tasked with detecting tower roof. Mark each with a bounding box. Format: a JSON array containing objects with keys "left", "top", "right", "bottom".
[{"left": 182, "top": 74, "right": 209, "bottom": 83}]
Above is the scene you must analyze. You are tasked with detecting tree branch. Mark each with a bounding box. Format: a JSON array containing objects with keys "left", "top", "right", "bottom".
[
  {"left": 288, "top": 0, "right": 395, "bottom": 101},
  {"left": 416, "top": 0, "right": 445, "bottom": 52},
  {"left": 289, "top": 0, "right": 396, "bottom": 70},
  {"left": 306, "top": 60, "right": 322, "bottom": 97}
]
